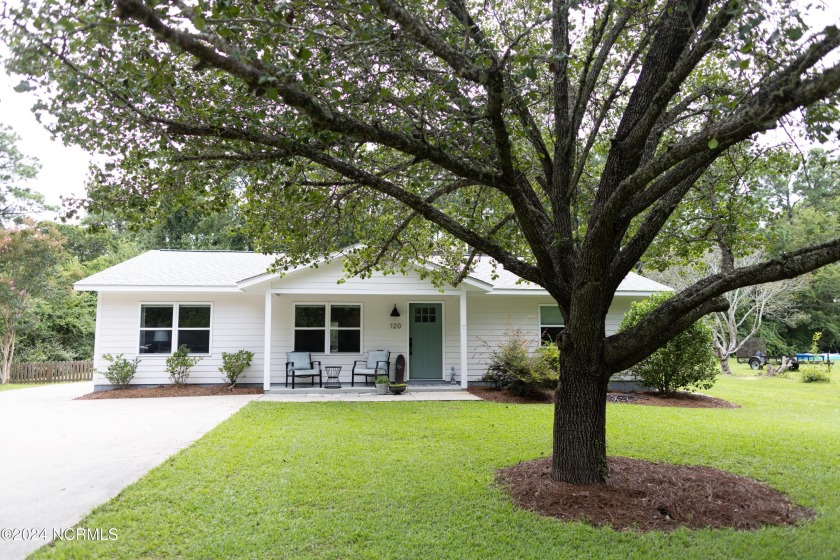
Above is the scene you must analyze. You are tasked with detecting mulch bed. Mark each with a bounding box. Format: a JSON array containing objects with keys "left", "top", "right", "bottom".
[
  {"left": 607, "top": 391, "right": 739, "bottom": 409},
  {"left": 76, "top": 385, "right": 263, "bottom": 400},
  {"left": 498, "top": 456, "right": 813, "bottom": 532},
  {"left": 468, "top": 386, "right": 553, "bottom": 404},
  {"left": 468, "top": 387, "right": 738, "bottom": 408}
]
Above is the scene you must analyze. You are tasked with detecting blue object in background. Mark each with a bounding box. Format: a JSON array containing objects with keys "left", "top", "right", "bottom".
[{"left": 795, "top": 353, "right": 840, "bottom": 362}]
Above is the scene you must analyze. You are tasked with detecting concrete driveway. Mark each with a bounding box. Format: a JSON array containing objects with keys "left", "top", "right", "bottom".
[{"left": 0, "top": 383, "right": 259, "bottom": 559}]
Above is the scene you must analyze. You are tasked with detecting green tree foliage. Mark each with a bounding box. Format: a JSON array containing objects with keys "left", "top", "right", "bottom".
[
  {"left": 619, "top": 293, "right": 718, "bottom": 395},
  {"left": 4, "top": 0, "right": 840, "bottom": 483},
  {"left": 12, "top": 205, "right": 253, "bottom": 363},
  {"left": 0, "top": 124, "right": 44, "bottom": 225},
  {"left": 0, "top": 223, "right": 62, "bottom": 383},
  {"left": 143, "top": 203, "right": 251, "bottom": 251},
  {"left": 641, "top": 144, "right": 784, "bottom": 272},
  {"left": 760, "top": 150, "right": 840, "bottom": 352},
  {"left": 12, "top": 221, "right": 140, "bottom": 363}
]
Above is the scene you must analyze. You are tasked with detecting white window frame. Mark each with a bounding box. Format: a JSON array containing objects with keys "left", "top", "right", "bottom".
[
  {"left": 538, "top": 304, "right": 564, "bottom": 345},
  {"left": 138, "top": 302, "right": 214, "bottom": 356},
  {"left": 293, "top": 302, "right": 364, "bottom": 354}
]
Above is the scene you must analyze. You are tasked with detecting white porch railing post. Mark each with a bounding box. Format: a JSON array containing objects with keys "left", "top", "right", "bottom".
[
  {"left": 460, "top": 291, "right": 468, "bottom": 389},
  {"left": 263, "top": 290, "right": 272, "bottom": 391}
]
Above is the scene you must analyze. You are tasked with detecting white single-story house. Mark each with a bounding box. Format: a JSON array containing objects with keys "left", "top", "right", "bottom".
[{"left": 74, "top": 250, "right": 671, "bottom": 391}]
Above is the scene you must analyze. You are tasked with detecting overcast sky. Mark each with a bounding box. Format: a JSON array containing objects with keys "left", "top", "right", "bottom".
[
  {"left": 0, "top": 1, "right": 837, "bottom": 222},
  {"left": 0, "top": 72, "right": 90, "bottom": 220}
]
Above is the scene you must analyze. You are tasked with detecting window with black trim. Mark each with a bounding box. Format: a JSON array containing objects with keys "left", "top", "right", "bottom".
[
  {"left": 139, "top": 304, "right": 211, "bottom": 354},
  {"left": 140, "top": 305, "right": 173, "bottom": 354},
  {"left": 539, "top": 305, "right": 564, "bottom": 345},
  {"left": 178, "top": 305, "right": 211, "bottom": 353},
  {"left": 294, "top": 304, "right": 362, "bottom": 353}
]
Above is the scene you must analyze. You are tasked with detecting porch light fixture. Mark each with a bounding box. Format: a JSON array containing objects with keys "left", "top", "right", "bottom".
[{"left": 390, "top": 305, "right": 401, "bottom": 318}]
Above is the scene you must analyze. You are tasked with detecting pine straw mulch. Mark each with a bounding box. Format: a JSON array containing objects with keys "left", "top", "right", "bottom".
[
  {"left": 468, "top": 386, "right": 554, "bottom": 404},
  {"left": 497, "top": 456, "right": 813, "bottom": 532},
  {"left": 468, "top": 386, "right": 738, "bottom": 408},
  {"left": 76, "top": 385, "right": 264, "bottom": 400}
]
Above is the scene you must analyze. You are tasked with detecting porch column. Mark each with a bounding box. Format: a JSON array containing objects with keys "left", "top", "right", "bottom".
[
  {"left": 460, "top": 291, "right": 468, "bottom": 389},
  {"left": 263, "top": 290, "right": 272, "bottom": 391},
  {"left": 92, "top": 292, "right": 103, "bottom": 372}
]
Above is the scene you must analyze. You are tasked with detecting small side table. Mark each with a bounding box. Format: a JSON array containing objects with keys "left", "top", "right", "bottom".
[{"left": 324, "top": 366, "right": 342, "bottom": 389}]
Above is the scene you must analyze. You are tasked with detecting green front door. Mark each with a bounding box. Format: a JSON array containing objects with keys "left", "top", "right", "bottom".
[{"left": 409, "top": 303, "right": 443, "bottom": 380}]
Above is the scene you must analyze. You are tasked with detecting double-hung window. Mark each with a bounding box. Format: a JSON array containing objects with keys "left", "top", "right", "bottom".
[
  {"left": 140, "top": 305, "right": 174, "bottom": 354},
  {"left": 139, "top": 304, "right": 212, "bottom": 354},
  {"left": 539, "top": 305, "right": 565, "bottom": 345},
  {"left": 294, "top": 304, "right": 362, "bottom": 353}
]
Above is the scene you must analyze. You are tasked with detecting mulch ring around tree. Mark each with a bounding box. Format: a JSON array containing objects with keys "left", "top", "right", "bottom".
[
  {"left": 468, "top": 387, "right": 738, "bottom": 408},
  {"left": 468, "top": 386, "right": 554, "bottom": 404},
  {"left": 76, "top": 385, "right": 264, "bottom": 400},
  {"left": 498, "top": 456, "right": 813, "bottom": 532}
]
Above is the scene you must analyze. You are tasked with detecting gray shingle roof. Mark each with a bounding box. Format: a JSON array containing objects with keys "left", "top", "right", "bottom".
[
  {"left": 74, "top": 250, "right": 278, "bottom": 289},
  {"left": 467, "top": 258, "right": 672, "bottom": 293},
  {"left": 75, "top": 250, "right": 671, "bottom": 294}
]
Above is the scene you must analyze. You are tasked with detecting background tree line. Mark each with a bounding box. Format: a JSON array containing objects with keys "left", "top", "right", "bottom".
[
  {"left": 1, "top": 124, "right": 838, "bottom": 369},
  {"left": 0, "top": 124, "right": 251, "bottom": 375}
]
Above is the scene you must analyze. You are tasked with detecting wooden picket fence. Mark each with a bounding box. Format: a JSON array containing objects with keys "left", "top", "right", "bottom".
[{"left": 10, "top": 360, "right": 93, "bottom": 384}]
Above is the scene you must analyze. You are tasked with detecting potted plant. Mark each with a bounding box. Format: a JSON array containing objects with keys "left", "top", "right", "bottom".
[
  {"left": 375, "top": 375, "right": 390, "bottom": 395},
  {"left": 389, "top": 382, "right": 407, "bottom": 395}
]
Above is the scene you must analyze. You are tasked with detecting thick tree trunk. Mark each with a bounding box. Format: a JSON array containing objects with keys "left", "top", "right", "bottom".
[
  {"left": 0, "top": 334, "right": 12, "bottom": 384},
  {"left": 551, "top": 352, "right": 610, "bottom": 484},
  {"left": 719, "top": 354, "right": 732, "bottom": 375}
]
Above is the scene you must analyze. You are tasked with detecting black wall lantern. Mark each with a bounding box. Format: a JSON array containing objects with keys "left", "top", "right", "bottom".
[{"left": 390, "top": 304, "right": 401, "bottom": 318}]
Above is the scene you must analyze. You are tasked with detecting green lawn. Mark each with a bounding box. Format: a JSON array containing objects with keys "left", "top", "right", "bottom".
[
  {"left": 33, "top": 368, "right": 839, "bottom": 559},
  {"left": 0, "top": 383, "right": 44, "bottom": 392}
]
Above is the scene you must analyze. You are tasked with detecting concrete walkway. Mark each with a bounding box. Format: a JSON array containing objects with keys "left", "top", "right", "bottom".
[
  {"left": 0, "top": 383, "right": 479, "bottom": 558},
  {"left": 261, "top": 390, "right": 481, "bottom": 402},
  {"left": 0, "top": 383, "right": 259, "bottom": 559}
]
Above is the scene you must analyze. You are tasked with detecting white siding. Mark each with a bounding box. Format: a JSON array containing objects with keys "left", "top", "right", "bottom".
[
  {"left": 464, "top": 295, "right": 637, "bottom": 381},
  {"left": 94, "top": 292, "right": 264, "bottom": 387},
  {"left": 93, "top": 286, "right": 642, "bottom": 387},
  {"left": 270, "top": 259, "right": 454, "bottom": 294},
  {"left": 268, "top": 294, "right": 461, "bottom": 384}
]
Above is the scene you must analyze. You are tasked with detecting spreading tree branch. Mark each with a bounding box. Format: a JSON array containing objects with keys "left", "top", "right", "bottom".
[
  {"left": 606, "top": 238, "right": 840, "bottom": 369},
  {"left": 114, "top": 0, "right": 504, "bottom": 189}
]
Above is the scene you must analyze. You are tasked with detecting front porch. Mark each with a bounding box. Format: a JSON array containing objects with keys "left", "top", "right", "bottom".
[
  {"left": 260, "top": 286, "right": 472, "bottom": 391},
  {"left": 266, "top": 380, "right": 464, "bottom": 394},
  {"left": 261, "top": 382, "right": 480, "bottom": 402}
]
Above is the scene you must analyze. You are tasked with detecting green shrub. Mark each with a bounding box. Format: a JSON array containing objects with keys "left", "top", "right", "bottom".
[
  {"left": 618, "top": 292, "right": 718, "bottom": 395},
  {"left": 799, "top": 367, "right": 830, "bottom": 383},
  {"left": 99, "top": 353, "right": 140, "bottom": 389},
  {"left": 166, "top": 344, "right": 201, "bottom": 385},
  {"left": 798, "top": 332, "right": 831, "bottom": 383},
  {"left": 481, "top": 326, "right": 558, "bottom": 397},
  {"left": 219, "top": 350, "right": 254, "bottom": 387},
  {"left": 533, "top": 341, "right": 560, "bottom": 377}
]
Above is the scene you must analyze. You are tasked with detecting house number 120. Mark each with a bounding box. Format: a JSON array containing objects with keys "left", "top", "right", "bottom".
[{"left": 390, "top": 323, "right": 402, "bottom": 329}]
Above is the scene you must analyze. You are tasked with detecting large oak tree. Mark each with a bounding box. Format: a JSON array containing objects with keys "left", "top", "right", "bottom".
[{"left": 3, "top": 0, "right": 840, "bottom": 483}]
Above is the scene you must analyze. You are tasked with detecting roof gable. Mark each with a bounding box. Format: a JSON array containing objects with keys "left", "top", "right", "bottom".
[
  {"left": 75, "top": 250, "right": 672, "bottom": 294},
  {"left": 74, "top": 250, "right": 278, "bottom": 291}
]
